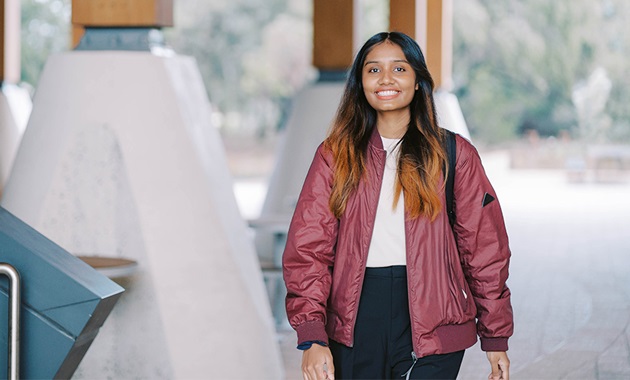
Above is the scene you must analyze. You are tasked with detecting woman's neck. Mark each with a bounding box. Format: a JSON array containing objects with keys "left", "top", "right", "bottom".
[{"left": 376, "top": 111, "right": 410, "bottom": 139}]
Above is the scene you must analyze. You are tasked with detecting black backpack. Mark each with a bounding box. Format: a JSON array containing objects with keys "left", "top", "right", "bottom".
[{"left": 444, "top": 130, "right": 456, "bottom": 229}]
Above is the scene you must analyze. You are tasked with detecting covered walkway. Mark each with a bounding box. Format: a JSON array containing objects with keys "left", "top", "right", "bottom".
[{"left": 267, "top": 150, "right": 630, "bottom": 379}]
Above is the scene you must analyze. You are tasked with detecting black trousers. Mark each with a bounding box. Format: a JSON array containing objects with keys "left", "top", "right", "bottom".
[{"left": 329, "top": 266, "right": 464, "bottom": 380}]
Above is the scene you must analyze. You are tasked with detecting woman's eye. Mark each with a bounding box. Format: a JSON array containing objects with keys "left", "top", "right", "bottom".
[
  {"left": 368, "top": 67, "right": 379, "bottom": 73},
  {"left": 394, "top": 67, "right": 405, "bottom": 72}
]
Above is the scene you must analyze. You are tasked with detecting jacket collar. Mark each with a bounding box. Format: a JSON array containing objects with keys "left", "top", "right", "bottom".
[{"left": 368, "top": 126, "right": 384, "bottom": 151}]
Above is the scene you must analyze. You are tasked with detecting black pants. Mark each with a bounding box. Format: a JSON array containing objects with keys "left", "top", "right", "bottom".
[{"left": 329, "top": 266, "right": 464, "bottom": 380}]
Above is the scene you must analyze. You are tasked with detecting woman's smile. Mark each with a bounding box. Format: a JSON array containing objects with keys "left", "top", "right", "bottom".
[
  {"left": 362, "top": 41, "right": 417, "bottom": 116},
  {"left": 375, "top": 89, "right": 401, "bottom": 99}
]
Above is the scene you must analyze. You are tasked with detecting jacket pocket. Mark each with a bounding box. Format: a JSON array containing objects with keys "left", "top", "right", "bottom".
[
  {"left": 445, "top": 238, "right": 470, "bottom": 317},
  {"left": 459, "top": 284, "right": 469, "bottom": 313}
]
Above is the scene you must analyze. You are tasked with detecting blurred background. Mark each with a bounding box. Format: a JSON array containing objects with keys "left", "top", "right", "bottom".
[
  {"left": 3, "top": 0, "right": 630, "bottom": 379},
  {"left": 20, "top": 0, "right": 630, "bottom": 148}
]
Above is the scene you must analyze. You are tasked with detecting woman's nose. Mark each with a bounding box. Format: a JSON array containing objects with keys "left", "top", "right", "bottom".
[{"left": 378, "top": 70, "right": 394, "bottom": 85}]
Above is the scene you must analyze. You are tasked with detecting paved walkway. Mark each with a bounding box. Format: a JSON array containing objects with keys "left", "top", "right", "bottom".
[
  {"left": 247, "top": 150, "right": 630, "bottom": 379},
  {"left": 455, "top": 152, "right": 630, "bottom": 379}
]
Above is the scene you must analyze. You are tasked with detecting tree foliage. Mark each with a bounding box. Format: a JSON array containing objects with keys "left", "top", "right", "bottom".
[
  {"left": 20, "top": 0, "right": 71, "bottom": 88},
  {"left": 453, "top": 0, "right": 630, "bottom": 143},
  {"left": 18, "top": 0, "right": 630, "bottom": 144},
  {"left": 166, "top": 0, "right": 314, "bottom": 136}
]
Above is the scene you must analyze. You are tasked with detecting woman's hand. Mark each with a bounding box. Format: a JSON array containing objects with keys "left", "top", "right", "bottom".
[
  {"left": 302, "top": 344, "right": 335, "bottom": 380},
  {"left": 486, "top": 351, "right": 510, "bottom": 380}
]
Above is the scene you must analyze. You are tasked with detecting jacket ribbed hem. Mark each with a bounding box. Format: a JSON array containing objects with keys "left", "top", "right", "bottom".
[
  {"left": 433, "top": 320, "right": 478, "bottom": 355},
  {"left": 480, "top": 337, "right": 509, "bottom": 352},
  {"left": 296, "top": 320, "right": 329, "bottom": 346}
]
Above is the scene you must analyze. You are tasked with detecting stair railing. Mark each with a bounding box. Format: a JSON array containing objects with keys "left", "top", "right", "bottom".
[{"left": 0, "top": 263, "right": 20, "bottom": 380}]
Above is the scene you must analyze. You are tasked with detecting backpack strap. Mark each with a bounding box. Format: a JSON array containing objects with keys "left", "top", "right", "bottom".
[{"left": 445, "top": 130, "right": 457, "bottom": 229}]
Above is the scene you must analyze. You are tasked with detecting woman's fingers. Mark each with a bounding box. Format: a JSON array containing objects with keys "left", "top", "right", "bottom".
[
  {"left": 486, "top": 351, "right": 510, "bottom": 380},
  {"left": 302, "top": 345, "right": 335, "bottom": 380}
]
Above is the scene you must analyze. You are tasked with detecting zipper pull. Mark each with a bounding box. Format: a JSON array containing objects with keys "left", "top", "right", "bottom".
[{"left": 401, "top": 352, "right": 418, "bottom": 380}]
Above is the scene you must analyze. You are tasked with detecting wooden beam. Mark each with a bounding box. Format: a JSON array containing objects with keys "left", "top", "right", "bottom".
[
  {"left": 390, "top": 0, "right": 426, "bottom": 53},
  {"left": 71, "top": 0, "right": 173, "bottom": 48},
  {"left": 72, "top": 0, "right": 173, "bottom": 27},
  {"left": 390, "top": 0, "right": 453, "bottom": 90},
  {"left": 389, "top": 0, "right": 417, "bottom": 41},
  {"left": 313, "top": 0, "right": 355, "bottom": 71},
  {"left": 426, "top": 0, "right": 452, "bottom": 90}
]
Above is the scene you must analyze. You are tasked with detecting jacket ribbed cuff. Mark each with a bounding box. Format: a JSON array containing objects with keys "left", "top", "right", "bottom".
[
  {"left": 295, "top": 320, "right": 328, "bottom": 346},
  {"left": 480, "top": 337, "right": 509, "bottom": 352}
]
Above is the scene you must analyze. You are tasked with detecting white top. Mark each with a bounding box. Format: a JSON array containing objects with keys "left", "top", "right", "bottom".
[{"left": 366, "top": 136, "right": 407, "bottom": 267}]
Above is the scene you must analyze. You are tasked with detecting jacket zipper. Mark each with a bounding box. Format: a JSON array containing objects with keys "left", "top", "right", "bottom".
[
  {"left": 406, "top": 236, "right": 419, "bottom": 356},
  {"left": 349, "top": 144, "right": 386, "bottom": 347},
  {"left": 401, "top": 351, "right": 418, "bottom": 379}
]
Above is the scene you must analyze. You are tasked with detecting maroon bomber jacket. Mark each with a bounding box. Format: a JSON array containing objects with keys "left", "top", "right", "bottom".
[{"left": 282, "top": 129, "right": 514, "bottom": 357}]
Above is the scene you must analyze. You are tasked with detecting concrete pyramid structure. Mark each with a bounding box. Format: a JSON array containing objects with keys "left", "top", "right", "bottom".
[{"left": 1, "top": 50, "right": 283, "bottom": 379}]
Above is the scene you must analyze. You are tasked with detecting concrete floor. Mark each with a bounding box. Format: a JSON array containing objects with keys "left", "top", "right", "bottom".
[{"left": 237, "top": 150, "right": 630, "bottom": 380}]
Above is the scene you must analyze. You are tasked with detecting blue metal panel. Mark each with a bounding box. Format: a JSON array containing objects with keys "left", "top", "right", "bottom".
[
  {"left": 74, "top": 27, "right": 165, "bottom": 51},
  {"left": 0, "top": 207, "right": 124, "bottom": 379}
]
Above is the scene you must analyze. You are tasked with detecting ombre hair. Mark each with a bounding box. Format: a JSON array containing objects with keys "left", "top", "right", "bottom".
[{"left": 324, "top": 31, "right": 447, "bottom": 220}]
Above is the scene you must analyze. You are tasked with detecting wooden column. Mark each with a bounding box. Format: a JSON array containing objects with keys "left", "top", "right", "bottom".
[
  {"left": 0, "top": 0, "right": 20, "bottom": 83},
  {"left": 71, "top": 0, "right": 174, "bottom": 47},
  {"left": 312, "top": 0, "right": 356, "bottom": 72},
  {"left": 389, "top": 0, "right": 424, "bottom": 49},
  {"left": 390, "top": 0, "right": 453, "bottom": 90}
]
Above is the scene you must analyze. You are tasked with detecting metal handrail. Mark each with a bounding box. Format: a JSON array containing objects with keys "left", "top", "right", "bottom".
[{"left": 0, "top": 263, "right": 20, "bottom": 380}]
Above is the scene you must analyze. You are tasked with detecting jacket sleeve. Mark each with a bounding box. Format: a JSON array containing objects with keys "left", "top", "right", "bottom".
[
  {"left": 282, "top": 144, "right": 339, "bottom": 345},
  {"left": 452, "top": 136, "right": 514, "bottom": 351}
]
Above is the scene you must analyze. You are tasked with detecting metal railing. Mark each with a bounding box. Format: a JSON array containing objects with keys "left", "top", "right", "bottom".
[{"left": 0, "top": 263, "right": 20, "bottom": 380}]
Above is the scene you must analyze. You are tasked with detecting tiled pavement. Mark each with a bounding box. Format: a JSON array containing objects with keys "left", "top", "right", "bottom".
[
  {"left": 454, "top": 152, "right": 630, "bottom": 380},
  {"left": 263, "top": 151, "right": 630, "bottom": 379}
]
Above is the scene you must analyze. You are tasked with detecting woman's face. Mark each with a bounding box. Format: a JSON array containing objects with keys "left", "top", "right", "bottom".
[{"left": 362, "top": 41, "right": 417, "bottom": 116}]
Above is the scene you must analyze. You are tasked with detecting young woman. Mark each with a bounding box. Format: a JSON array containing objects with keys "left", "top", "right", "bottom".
[{"left": 283, "top": 32, "right": 513, "bottom": 380}]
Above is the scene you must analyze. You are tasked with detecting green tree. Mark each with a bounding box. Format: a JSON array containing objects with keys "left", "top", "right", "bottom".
[
  {"left": 453, "top": 0, "right": 630, "bottom": 143},
  {"left": 20, "top": 0, "right": 71, "bottom": 88},
  {"left": 166, "top": 0, "right": 314, "bottom": 135}
]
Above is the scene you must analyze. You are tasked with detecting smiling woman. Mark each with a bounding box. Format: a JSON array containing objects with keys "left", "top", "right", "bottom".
[
  {"left": 326, "top": 32, "right": 446, "bottom": 221},
  {"left": 362, "top": 42, "right": 418, "bottom": 128},
  {"left": 283, "top": 32, "right": 513, "bottom": 380}
]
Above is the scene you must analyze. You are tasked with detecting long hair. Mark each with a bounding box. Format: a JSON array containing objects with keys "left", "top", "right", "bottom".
[{"left": 324, "top": 31, "right": 447, "bottom": 220}]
